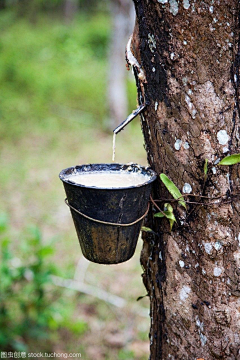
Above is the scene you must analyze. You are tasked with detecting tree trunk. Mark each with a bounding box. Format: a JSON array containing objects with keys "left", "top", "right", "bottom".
[
  {"left": 107, "top": 0, "right": 135, "bottom": 129},
  {"left": 63, "top": 0, "right": 79, "bottom": 23},
  {"left": 0, "top": 0, "right": 6, "bottom": 10},
  {"left": 131, "top": 1, "right": 240, "bottom": 359}
]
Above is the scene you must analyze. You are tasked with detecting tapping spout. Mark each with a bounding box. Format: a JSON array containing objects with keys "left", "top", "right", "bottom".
[{"left": 113, "top": 103, "right": 147, "bottom": 134}]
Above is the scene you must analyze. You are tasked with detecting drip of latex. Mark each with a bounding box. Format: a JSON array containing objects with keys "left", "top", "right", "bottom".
[{"left": 112, "top": 133, "right": 116, "bottom": 162}]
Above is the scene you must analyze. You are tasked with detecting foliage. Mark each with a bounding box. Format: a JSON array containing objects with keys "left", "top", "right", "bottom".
[
  {"left": 160, "top": 173, "right": 186, "bottom": 209},
  {"left": 0, "top": 214, "right": 87, "bottom": 352},
  {"left": 153, "top": 154, "right": 240, "bottom": 232},
  {"left": 154, "top": 203, "right": 176, "bottom": 231},
  {"left": 141, "top": 226, "right": 153, "bottom": 233},
  {"left": 218, "top": 154, "right": 240, "bottom": 166},
  {"left": 203, "top": 159, "right": 208, "bottom": 175},
  {"left": 0, "top": 12, "right": 111, "bottom": 140}
]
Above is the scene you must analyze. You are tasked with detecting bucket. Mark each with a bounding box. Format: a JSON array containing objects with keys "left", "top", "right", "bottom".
[{"left": 59, "top": 163, "right": 157, "bottom": 264}]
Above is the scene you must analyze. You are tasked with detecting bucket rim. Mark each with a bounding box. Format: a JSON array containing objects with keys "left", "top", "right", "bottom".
[{"left": 59, "top": 163, "right": 157, "bottom": 190}]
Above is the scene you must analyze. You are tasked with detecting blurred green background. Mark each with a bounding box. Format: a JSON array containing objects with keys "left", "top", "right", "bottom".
[{"left": 0, "top": 1, "right": 149, "bottom": 359}]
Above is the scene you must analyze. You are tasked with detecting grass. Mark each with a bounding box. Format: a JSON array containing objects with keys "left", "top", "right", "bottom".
[{"left": 0, "top": 9, "right": 150, "bottom": 359}]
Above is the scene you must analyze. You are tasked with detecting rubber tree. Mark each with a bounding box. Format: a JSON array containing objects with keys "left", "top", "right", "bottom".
[{"left": 128, "top": 1, "right": 240, "bottom": 359}]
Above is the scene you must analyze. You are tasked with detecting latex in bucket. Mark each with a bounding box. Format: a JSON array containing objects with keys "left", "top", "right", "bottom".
[{"left": 59, "top": 163, "right": 157, "bottom": 264}]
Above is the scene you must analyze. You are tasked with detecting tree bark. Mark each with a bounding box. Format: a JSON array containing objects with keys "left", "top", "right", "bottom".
[{"left": 131, "top": 1, "right": 240, "bottom": 359}]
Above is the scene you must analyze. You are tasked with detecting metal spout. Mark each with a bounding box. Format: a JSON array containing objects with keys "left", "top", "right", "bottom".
[{"left": 113, "top": 103, "right": 146, "bottom": 134}]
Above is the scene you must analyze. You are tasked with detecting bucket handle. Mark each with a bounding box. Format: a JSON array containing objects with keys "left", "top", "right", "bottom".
[{"left": 65, "top": 198, "right": 150, "bottom": 227}]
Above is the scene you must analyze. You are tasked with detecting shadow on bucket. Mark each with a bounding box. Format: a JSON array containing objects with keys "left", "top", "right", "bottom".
[{"left": 59, "top": 163, "right": 157, "bottom": 264}]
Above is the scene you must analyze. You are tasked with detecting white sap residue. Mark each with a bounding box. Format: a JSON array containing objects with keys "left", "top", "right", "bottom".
[
  {"left": 112, "top": 133, "right": 116, "bottom": 162},
  {"left": 67, "top": 171, "right": 150, "bottom": 188}
]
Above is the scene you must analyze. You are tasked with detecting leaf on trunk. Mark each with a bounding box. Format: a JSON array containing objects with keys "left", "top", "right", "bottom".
[
  {"left": 154, "top": 203, "right": 176, "bottom": 231},
  {"left": 164, "top": 203, "right": 176, "bottom": 231},
  {"left": 154, "top": 212, "right": 165, "bottom": 218},
  {"left": 141, "top": 226, "right": 153, "bottom": 233},
  {"left": 218, "top": 154, "right": 240, "bottom": 166},
  {"left": 160, "top": 173, "right": 186, "bottom": 209},
  {"left": 204, "top": 159, "right": 208, "bottom": 176}
]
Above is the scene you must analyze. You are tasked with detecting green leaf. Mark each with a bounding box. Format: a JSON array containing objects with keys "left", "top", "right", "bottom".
[
  {"left": 164, "top": 203, "right": 173, "bottom": 212},
  {"left": 164, "top": 205, "right": 176, "bottom": 231},
  {"left": 141, "top": 226, "right": 153, "bottom": 233},
  {"left": 154, "top": 212, "right": 165, "bottom": 218},
  {"left": 163, "top": 210, "right": 176, "bottom": 222},
  {"left": 204, "top": 159, "right": 208, "bottom": 176},
  {"left": 155, "top": 210, "right": 175, "bottom": 221},
  {"left": 154, "top": 203, "right": 177, "bottom": 231},
  {"left": 160, "top": 173, "right": 186, "bottom": 209},
  {"left": 141, "top": 226, "right": 157, "bottom": 236},
  {"left": 218, "top": 154, "right": 240, "bottom": 166}
]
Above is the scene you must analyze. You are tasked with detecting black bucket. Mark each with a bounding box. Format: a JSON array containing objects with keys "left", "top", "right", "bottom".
[{"left": 59, "top": 163, "right": 157, "bottom": 264}]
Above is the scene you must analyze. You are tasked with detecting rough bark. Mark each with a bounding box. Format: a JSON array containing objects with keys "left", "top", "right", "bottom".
[{"left": 131, "top": 1, "right": 240, "bottom": 359}]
